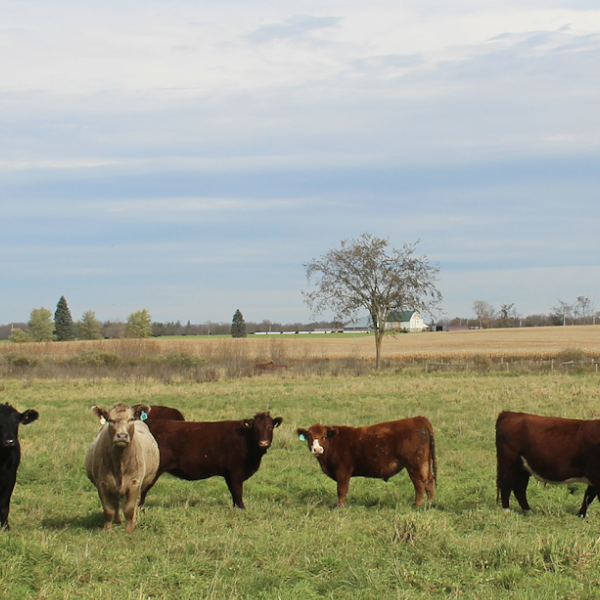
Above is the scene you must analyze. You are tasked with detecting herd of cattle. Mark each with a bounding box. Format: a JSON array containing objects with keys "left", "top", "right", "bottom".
[{"left": 2, "top": 401, "right": 600, "bottom": 531}]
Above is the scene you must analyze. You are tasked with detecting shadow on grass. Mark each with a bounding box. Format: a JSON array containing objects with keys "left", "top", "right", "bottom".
[{"left": 42, "top": 512, "right": 105, "bottom": 531}]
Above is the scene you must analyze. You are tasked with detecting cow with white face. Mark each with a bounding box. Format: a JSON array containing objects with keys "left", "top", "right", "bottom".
[
  {"left": 298, "top": 418, "right": 437, "bottom": 508},
  {"left": 86, "top": 402, "right": 159, "bottom": 533}
]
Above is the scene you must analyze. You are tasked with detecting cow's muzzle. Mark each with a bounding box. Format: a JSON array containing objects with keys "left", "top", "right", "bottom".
[
  {"left": 114, "top": 433, "right": 130, "bottom": 445},
  {"left": 258, "top": 440, "right": 270, "bottom": 448}
]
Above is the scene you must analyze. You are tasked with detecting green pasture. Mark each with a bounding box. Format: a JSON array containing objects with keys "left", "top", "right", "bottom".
[{"left": 2, "top": 372, "right": 600, "bottom": 599}]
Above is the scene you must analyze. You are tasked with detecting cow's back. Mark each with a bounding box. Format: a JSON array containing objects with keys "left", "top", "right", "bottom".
[
  {"left": 327, "top": 417, "right": 434, "bottom": 479},
  {"left": 149, "top": 419, "right": 246, "bottom": 478}
]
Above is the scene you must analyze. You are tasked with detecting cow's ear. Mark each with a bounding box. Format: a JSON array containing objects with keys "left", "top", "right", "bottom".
[
  {"left": 273, "top": 417, "right": 283, "bottom": 428},
  {"left": 297, "top": 428, "right": 309, "bottom": 440},
  {"left": 243, "top": 419, "right": 253, "bottom": 428},
  {"left": 20, "top": 409, "right": 39, "bottom": 425},
  {"left": 327, "top": 428, "right": 338, "bottom": 438},
  {"left": 92, "top": 406, "right": 109, "bottom": 423},
  {"left": 132, "top": 404, "right": 151, "bottom": 421}
]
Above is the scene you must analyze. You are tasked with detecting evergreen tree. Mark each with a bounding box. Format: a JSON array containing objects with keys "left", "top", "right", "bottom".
[
  {"left": 78, "top": 310, "right": 103, "bottom": 340},
  {"left": 231, "top": 309, "right": 247, "bottom": 338},
  {"left": 125, "top": 309, "right": 153, "bottom": 338},
  {"left": 28, "top": 307, "right": 55, "bottom": 342},
  {"left": 54, "top": 296, "right": 75, "bottom": 341}
]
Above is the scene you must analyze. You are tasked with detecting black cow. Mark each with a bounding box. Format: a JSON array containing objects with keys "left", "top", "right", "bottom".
[{"left": 0, "top": 403, "right": 39, "bottom": 530}]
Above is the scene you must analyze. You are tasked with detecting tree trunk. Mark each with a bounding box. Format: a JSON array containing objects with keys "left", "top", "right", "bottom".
[{"left": 374, "top": 329, "right": 383, "bottom": 369}]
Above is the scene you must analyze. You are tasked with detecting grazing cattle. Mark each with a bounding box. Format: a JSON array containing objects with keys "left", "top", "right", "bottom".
[
  {"left": 297, "top": 417, "right": 437, "bottom": 508},
  {"left": 0, "top": 404, "right": 39, "bottom": 530},
  {"left": 496, "top": 411, "right": 600, "bottom": 516},
  {"left": 146, "top": 405, "right": 185, "bottom": 422},
  {"left": 86, "top": 402, "right": 159, "bottom": 532},
  {"left": 142, "top": 412, "right": 283, "bottom": 508}
]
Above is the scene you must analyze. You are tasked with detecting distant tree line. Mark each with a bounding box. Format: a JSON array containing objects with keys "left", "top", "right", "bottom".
[
  {"left": 0, "top": 298, "right": 345, "bottom": 341},
  {"left": 438, "top": 296, "right": 599, "bottom": 329}
]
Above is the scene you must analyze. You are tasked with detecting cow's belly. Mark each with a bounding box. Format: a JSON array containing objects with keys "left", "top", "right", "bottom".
[
  {"left": 521, "top": 457, "right": 591, "bottom": 485},
  {"left": 354, "top": 458, "right": 402, "bottom": 480}
]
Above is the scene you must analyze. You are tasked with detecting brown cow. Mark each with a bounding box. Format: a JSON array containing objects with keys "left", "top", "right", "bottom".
[
  {"left": 496, "top": 411, "right": 600, "bottom": 516},
  {"left": 142, "top": 412, "right": 283, "bottom": 508},
  {"left": 297, "top": 417, "right": 437, "bottom": 508},
  {"left": 86, "top": 403, "right": 160, "bottom": 532},
  {"left": 146, "top": 406, "right": 185, "bottom": 422}
]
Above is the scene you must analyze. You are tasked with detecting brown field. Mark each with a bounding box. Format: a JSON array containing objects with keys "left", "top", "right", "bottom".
[{"left": 2, "top": 325, "right": 600, "bottom": 362}]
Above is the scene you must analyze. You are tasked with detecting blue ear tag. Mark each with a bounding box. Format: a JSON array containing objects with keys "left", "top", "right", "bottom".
[
  {"left": 140, "top": 411, "right": 148, "bottom": 421},
  {"left": 299, "top": 434, "right": 306, "bottom": 441}
]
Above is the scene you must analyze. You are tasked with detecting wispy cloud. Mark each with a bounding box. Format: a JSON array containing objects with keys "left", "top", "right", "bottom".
[{"left": 246, "top": 15, "right": 342, "bottom": 43}]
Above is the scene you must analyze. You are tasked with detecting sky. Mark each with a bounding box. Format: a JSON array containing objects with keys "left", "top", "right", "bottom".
[{"left": 1, "top": 0, "right": 599, "bottom": 325}]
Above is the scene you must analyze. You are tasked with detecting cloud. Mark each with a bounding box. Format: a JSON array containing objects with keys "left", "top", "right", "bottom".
[{"left": 246, "top": 15, "right": 342, "bottom": 44}]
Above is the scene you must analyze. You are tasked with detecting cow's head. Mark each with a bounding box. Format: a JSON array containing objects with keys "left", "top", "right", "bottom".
[
  {"left": 297, "top": 424, "right": 337, "bottom": 456},
  {"left": 92, "top": 402, "right": 150, "bottom": 448},
  {"left": 0, "top": 403, "right": 39, "bottom": 448},
  {"left": 243, "top": 412, "right": 283, "bottom": 449}
]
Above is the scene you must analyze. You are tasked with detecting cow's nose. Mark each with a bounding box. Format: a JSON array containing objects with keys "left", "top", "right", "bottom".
[
  {"left": 312, "top": 447, "right": 324, "bottom": 455},
  {"left": 115, "top": 433, "right": 129, "bottom": 442},
  {"left": 258, "top": 441, "right": 270, "bottom": 448},
  {"left": 4, "top": 439, "right": 15, "bottom": 447}
]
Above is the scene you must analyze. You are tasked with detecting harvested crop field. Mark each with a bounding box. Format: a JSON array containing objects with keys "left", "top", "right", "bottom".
[{"left": 2, "top": 325, "right": 599, "bottom": 363}]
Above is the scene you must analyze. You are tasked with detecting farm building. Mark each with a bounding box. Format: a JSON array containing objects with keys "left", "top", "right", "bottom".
[
  {"left": 385, "top": 310, "right": 427, "bottom": 332},
  {"left": 344, "top": 311, "right": 427, "bottom": 333}
]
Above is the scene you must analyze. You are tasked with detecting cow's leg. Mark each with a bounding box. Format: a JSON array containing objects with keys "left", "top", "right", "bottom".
[
  {"left": 0, "top": 502, "right": 10, "bottom": 531},
  {"left": 123, "top": 485, "right": 141, "bottom": 533},
  {"left": 496, "top": 455, "right": 519, "bottom": 510},
  {"left": 336, "top": 472, "right": 351, "bottom": 508},
  {"left": 407, "top": 469, "right": 427, "bottom": 506},
  {"left": 421, "top": 461, "right": 435, "bottom": 501},
  {"left": 225, "top": 474, "right": 245, "bottom": 509},
  {"left": 578, "top": 485, "right": 598, "bottom": 518},
  {"left": 512, "top": 470, "right": 531, "bottom": 511},
  {"left": 139, "top": 473, "right": 160, "bottom": 508},
  {"left": 99, "top": 491, "right": 117, "bottom": 531},
  {"left": 0, "top": 473, "right": 17, "bottom": 531}
]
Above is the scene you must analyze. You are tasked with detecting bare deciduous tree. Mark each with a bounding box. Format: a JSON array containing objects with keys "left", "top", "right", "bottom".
[
  {"left": 303, "top": 233, "right": 441, "bottom": 369},
  {"left": 472, "top": 301, "right": 495, "bottom": 329}
]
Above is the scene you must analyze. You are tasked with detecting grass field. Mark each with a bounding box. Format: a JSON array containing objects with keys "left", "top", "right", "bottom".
[{"left": 2, "top": 367, "right": 600, "bottom": 599}]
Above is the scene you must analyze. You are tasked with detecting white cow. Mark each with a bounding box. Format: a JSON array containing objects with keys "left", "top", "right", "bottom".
[{"left": 86, "top": 402, "right": 159, "bottom": 533}]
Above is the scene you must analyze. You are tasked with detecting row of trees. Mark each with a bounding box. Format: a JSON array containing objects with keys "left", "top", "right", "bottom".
[
  {"left": 8, "top": 297, "right": 154, "bottom": 342},
  {"left": 464, "top": 297, "right": 598, "bottom": 329}
]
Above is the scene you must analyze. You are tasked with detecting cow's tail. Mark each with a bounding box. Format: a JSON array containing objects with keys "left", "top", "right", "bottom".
[{"left": 429, "top": 424, "right": 437, "bottom": 486}]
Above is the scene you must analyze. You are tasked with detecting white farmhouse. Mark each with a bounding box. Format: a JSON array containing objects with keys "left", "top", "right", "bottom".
[
  {"left": 344, "top": 311, "right": 427, "bottom": 333},
  {"left": 384, "top": 311, "right": 427, "bottom": 332}
]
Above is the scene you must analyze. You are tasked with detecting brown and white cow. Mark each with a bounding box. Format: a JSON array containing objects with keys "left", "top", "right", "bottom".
[
  {"left": 141, "top": 412, "right": 283, "bottom": 508},
  {"left": 496, "top": 411, "right": 600, "bottom": 516},
  {"left": 85, "top": 402, "right": 159, "bottom": 532},
  {"left": 297, "top": 417, "right": 437, "bottom": 508}
]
